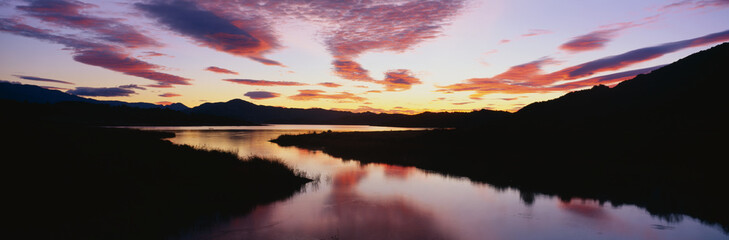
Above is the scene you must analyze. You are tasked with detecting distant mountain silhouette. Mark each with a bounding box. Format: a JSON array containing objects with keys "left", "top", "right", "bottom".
[
  {"left": 0, "top": 81, "right": 190, "bottom": 110},
  {"left": 1, "top": 80, "right": 510, "bottom": 127},
  {"left": 0, "top": 82, "right": 251, "bottom": 126},
  {"left": 191, "top": 98, "right": 510, "bottom": 127}
]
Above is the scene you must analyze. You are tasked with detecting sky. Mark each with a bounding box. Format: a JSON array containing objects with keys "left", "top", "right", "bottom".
[{"left": 1, "top": 0, "right": 728, "bottom": 113}]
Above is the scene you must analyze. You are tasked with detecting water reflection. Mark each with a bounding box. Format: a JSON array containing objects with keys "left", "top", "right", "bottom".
[{"left": 143, "top": 125, "right": 726, "bottom": 240}]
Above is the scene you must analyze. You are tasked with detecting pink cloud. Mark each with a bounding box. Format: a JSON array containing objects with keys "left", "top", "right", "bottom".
[
  {"left": 73, "top": 48, "right": 191, "bottom": 87},
  {"left": 0, "top": 19, "right": 190, "bottom": 87},
  {"left": 560, "top": 22, "right": 641, "bottom": 53},
  {"left": 521, "top": 29, "right": 552, "bottom": 37},
  {"left": 223, "top": 79, "right": 306, "bottom": 86},
  {"left": 159, "top": 93, "right": 181, "bottom": 97},
  {"left": 17, "top": 0, "right": 161, "bottom": 48},
  {"left": 136, "top": 1, "right": 282, "bottom": 66},
  {"left": 206, "top": 66, "right": 239, "bottom": 75}
]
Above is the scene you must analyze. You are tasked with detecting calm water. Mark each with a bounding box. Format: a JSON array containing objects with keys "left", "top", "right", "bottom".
[{"left": 133, "top": 125, "right": 726, "bottom": 240}]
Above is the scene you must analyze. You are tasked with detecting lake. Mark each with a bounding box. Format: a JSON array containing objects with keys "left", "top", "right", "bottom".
[{"left": 132, "top": 125, "right": 727, "bottom": 240}]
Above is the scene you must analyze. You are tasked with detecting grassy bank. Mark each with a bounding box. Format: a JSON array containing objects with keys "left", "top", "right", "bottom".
[
  {"left": 271, "top": 127, "right": 728, "bottom": 233},
  {"left": 4, "top": 123, "right": 309, "bottom": 239}
]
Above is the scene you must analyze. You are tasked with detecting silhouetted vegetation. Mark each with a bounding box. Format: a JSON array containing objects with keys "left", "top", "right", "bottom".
[
  {"left": 3, "top": 112, "right": 309, "bottom": 239},
  {"left": 273, "top": 43, "right": 729, "bottom": 232}
]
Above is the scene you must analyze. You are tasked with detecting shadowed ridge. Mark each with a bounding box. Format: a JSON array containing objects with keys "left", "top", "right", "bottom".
[{"left": 515, "top": 42, "right": 729, "bottom": 131}]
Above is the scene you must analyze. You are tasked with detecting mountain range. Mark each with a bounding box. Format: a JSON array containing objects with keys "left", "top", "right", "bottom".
[{"left": 0, "top": 81, "right": 510, "bottom": 127}]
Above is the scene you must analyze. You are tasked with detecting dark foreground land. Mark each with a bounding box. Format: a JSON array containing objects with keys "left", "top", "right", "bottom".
[
  {"left": 3, "top": 119, "right": 309, "bottom": 239},
  {"left": 273, "top": 43, "right": 729, "bottom": 232}
]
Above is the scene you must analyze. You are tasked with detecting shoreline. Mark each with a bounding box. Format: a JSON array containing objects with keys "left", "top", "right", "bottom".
[{"left": 271, "top": 128, "right": 728, "bottom": 233}]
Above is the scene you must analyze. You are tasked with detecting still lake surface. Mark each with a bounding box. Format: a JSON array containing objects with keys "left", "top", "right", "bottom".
[{"left": 133, "top": 125, "right": 726, "bottom": 240}]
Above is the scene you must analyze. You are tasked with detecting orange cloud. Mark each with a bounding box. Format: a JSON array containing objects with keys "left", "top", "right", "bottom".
[
  {"left": 289, "top": 90, "right": 366, "bottom": 102},
  {"left": 333, "top": 59, "right": 422, "bottom": 91},
  {"left": 318, "top": 82, "right": 342, "bottom": 88},
  {"left": 383, "top": 69, "right": 422, "bottom": 91},
  {"left": 332, "top": 59, "right": 375, "bottom": 82}
]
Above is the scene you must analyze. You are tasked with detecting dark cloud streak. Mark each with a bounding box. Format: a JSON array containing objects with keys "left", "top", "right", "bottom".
[
  {"left": 244, "top": 91, "right": 279, "bottom": 100},
  {"left": 14, "top": 75, "right": 74, "bottom": 85},
  {"left": 67, "top": 86, "right": 136, "bottom": 97}
]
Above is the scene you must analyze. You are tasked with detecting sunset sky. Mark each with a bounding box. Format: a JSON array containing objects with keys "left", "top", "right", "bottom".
[{"left": 1, "top": 0, "right": 728, "bottom": 113}]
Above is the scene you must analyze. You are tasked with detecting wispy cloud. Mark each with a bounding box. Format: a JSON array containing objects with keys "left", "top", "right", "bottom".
[
  {"left": 244, "top": 91, "right": 280, "bottom": 100},
  {"left": 119, "top": 84, "right": 146, "bottom": 90},
  {"left": 560, "top": 22, "right": 641, "bottom": 53},
  {"left": 318, "top": 82, "right": 342, "bottom": 88},
  {"left": 159, "top": 93, "right": 181, "bottom": 97},
  {"left": 67, "top": 86, "right": 136, "bottom": 97},
  {"left": 138, "top": 51, "right": 170, "bottom": 58},
  {"left": 661, "top": 0, "right": 729, "bottom": 10},
  {"left": 206, "top": 66, "right": 239, "bottom": 75},
  {"left": 521, "top": 29, "right": 552, "bottom": 37},
  {"left": 549, "top": 65, "right": 665, "bottom": 90},
  {"left": 224, "top": 79, "right": 306, "bottom": 86},
  {"left": 17, "top": 0, "right": 161, "bottom": 48},
  {"left": 0, "top": 19, "right": 191, "bottom": 88},
  {"left": 14, "top": 75, "right": 74, "bottom": 85},
  {"left": 289, "top": 89, "right": 366, "bottom": 102},
  {"left": 563, "top": 29, "right": 729, "bottom": 79}
]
